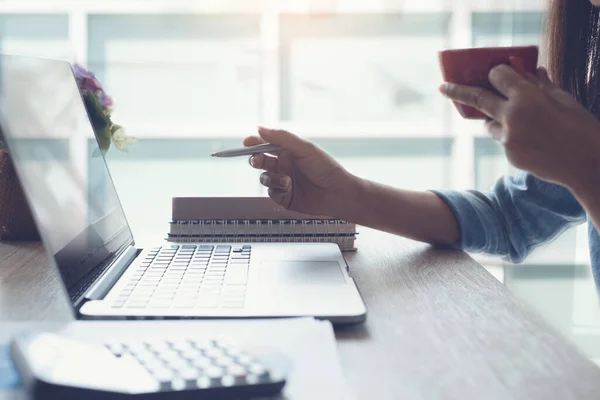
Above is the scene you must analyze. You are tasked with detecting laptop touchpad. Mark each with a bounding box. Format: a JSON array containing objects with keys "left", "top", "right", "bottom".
[{"left": 260, "top": 261, "right": 346, "bottom": 285}]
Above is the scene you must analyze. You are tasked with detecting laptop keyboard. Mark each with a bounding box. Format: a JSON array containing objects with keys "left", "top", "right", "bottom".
[{"left": 112, "top": 244, "right": 250, "bottom": 310}]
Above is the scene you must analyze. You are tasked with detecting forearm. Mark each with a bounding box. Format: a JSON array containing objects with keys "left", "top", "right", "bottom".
[{"left": 333, "top": 177, "right": 460, "bottom": 245}]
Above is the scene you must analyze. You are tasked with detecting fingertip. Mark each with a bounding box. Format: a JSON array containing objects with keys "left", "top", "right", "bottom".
[
  {"left": 257, "top": 126, "right": 272, "bottom": 134},
  {"left": 257, "top": 126, "right": 274, "bottom": 141},
  {"left": 279, "top": 176, "right": 291, "bottom": 188},
  {"left": 249, "top": 154, "right": 263, "bottom": 168},
  {"left": 244, "top": 135, "right": 264, "bottom": 147},
  {"left": 490, "top": 63, "right": 516, "bottom": 78},
  {"left": 438, "top": 83, "right": 449, "bottom": 95}
]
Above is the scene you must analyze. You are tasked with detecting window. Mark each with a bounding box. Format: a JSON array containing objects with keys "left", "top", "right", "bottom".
[{"left": 0, "top": 0, "right": 549, "bottom": 243}]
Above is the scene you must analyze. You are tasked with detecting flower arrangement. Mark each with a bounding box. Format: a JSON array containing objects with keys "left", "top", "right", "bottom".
[{"left": 73, "top": 64, "right": 137, "bottom": 154}]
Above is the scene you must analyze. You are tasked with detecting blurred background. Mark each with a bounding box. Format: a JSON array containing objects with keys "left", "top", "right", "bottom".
[{"left": 1, "top": 0, "right": 599, "bottom": 362}]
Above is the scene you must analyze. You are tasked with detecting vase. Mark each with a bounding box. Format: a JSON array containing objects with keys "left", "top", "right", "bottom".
[{"left": 0, "top": 149, "right": 40, "bottom": 241}]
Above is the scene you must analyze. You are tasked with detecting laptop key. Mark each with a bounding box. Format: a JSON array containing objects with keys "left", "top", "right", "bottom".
[
  {"left": 215, "top": 245, "right": 231, "bottom": 253},
  {"left": 196, "top": 299, "right": 219, "bottom": 308},
  {"left": 224, "top": 267, "right": 248, "bottom": 285},
  {"left": 222, "top": 287, "right": 246, "bottom": 295},
  {"left": 231, "top": 259, "right": 250, "bottom": 264},
  {"left": 126, "top": 303, "right": 148, "bottom": 308}
]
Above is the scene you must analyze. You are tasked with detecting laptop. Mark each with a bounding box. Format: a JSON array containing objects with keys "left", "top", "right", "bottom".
[{"left": 0, "top": 54, "right": 366, "bottom": 323}]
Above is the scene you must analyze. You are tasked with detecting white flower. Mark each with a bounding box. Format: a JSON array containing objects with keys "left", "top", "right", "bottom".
[{"left": 111, "top": 127, "right": 138, "bottom": 152}]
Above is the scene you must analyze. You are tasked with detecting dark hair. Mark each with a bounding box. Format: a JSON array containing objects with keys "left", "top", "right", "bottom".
[{"left": 548, "top": 0, "right": 600, "bottom": 114}]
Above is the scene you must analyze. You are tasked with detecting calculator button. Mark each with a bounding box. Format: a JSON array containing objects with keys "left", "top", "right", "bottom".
[
  {"left": 214, "top": 356, "right": 236, "bottom": 368},
  {"left": 204, "top": 347, "right": 226, "bottom": 359},
  {"left": 179, "top": 367, "right": 200, "bottom": 382},
  {"left": 125, "top": 342, "right": 147, "bottom": 353},
  {"left": 145, "top": 341, "right": 171, "bottom": 354},
  {"left": 236, "top": 354, "right": 255, "bottom": 366},
  {"left": 191, "top": 340, "right": 215, "bottom": 353},
  {"left": 227, "top": 364, "right": 248, "bottom": 379},
  {"left": 167, "top": 338, "right": 188, "bottom": 348},
  {"left": 196, "top": 376, "right": 212, "bottom": 389},
  {"left": 153, "top": 367, "right": 175, "bottom": 383},
  {"left": 248, "top": 363, "right": 269, "bottom": 379},
  {"left": 132, "top": 349, "right": 157, "bottom": 364},
  {"left": 181, "top": 349, "right": 202, "bottom": 362},
  {"left": 142, "top": 359, "right": 166, "bottom": 374},
  {"left": 204, "top": 366, "right": 225, "bottom": 379},
  {"left": 221, "top": 375, "right": 236, "bottom": 387},
  {"left": 105, "top": 341, "right": 125, "bottom": 357},
  {"left": 192, "top": 356, "right": 213, "bottom": 369},
  {"left": 158, "top": 350, "right": 181, "bottom": 363},
  {"left": 165, "top": 358, "right": 189, "bottom": 370},
  {"left": 171, "top": 378, "right": 187, "bottom": 391}
]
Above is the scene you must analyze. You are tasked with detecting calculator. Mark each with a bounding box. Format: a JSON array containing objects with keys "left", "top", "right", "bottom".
[{"left": 10, "top": 331, "right": 291, "bottom": 399}]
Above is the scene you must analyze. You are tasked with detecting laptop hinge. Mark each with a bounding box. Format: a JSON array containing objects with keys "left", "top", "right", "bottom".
[{"left": 84, "top": 245, "right": 138, "bottom": 301}]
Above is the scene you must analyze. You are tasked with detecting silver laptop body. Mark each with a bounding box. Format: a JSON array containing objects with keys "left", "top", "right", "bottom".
[{"left": 0, "top": 54, "right": 366, "bottom": 324}]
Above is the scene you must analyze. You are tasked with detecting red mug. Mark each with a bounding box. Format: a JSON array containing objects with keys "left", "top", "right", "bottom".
[{"left": 439, "top": 45, "right": 539, "bottom": 119}]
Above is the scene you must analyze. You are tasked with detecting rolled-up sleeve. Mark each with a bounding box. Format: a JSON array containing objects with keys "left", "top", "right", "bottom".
[{"left": 432, "top": 171, "right": 587, "bottom": 263}]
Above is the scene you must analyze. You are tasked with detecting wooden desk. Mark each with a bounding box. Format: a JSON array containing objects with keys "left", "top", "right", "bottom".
[{"left": 1, "top": 228, "right": 600, "bottom": 399}]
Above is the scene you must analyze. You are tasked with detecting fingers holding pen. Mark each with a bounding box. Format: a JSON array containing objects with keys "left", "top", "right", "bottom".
[
  {"left": 259, "top": 172, "right": 291, "bottom": 190},
  {"left": 249, "top": 153, "right": 279, "bottom": 172}
]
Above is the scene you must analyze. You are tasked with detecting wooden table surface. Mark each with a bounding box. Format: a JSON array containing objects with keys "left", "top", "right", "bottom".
[{"left": 1, "top": 228, "right": 600, "bottom": 399}]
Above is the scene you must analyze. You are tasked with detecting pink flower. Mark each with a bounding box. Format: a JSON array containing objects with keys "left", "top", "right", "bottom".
[
  {"left": 96, "top": 90, "right": 114, "bottom": 108},
  {"left": 80, "top": 77, "right": 103, "bottom": 93},
  {"left": 73, "top": 63, "right": 113, "bottom": 109}
]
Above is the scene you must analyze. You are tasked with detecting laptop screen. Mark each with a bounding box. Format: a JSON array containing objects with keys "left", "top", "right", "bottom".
[{"left": 0, "top": 55, "right": 134, "bottom": 303}]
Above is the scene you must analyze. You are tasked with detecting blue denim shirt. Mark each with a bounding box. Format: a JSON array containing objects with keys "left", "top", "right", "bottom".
[{"left": 433, "top": 172, "right": 600, "bottom": 291}]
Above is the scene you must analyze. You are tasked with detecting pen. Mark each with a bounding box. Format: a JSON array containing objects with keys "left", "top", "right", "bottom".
[{"left": 210, "top": 143, "right": 283, "bottom": 158}]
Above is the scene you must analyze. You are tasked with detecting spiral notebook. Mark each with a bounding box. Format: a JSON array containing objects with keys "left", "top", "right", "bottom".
[{"left": 167, "top": 197, "right": 357, "bottom": 251}]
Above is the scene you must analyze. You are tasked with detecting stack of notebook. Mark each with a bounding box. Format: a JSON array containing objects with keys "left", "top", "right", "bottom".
[{"left": 167, "top": 197, "right": 357, "bottom": 251}]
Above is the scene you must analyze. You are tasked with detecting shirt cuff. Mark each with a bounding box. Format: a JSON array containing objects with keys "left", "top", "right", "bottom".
[{"left": 430, "top": 189, "right": 487, "bottom": 252}]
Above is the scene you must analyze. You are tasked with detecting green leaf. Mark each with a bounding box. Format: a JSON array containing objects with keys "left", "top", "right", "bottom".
[{"left": 83, "top": 90, "right": 111, "bottom": 151}]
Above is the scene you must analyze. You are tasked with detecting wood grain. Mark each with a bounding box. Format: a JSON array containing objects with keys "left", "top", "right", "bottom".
[{"left": 1, "top": 228, "right": 600, "bottom": 399}]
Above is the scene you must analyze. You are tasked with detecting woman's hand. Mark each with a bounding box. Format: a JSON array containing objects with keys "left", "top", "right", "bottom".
[
  {"left": 439, "top": 65, "right": 600, "bottom": 195},
  {"left": 244, "top": 127, "right": 358, "bottom": 216}
]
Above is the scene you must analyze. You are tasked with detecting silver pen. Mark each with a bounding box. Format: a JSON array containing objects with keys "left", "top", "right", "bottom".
[{"left": 210, "top": 143, "right": 283, "bottom": 158}]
